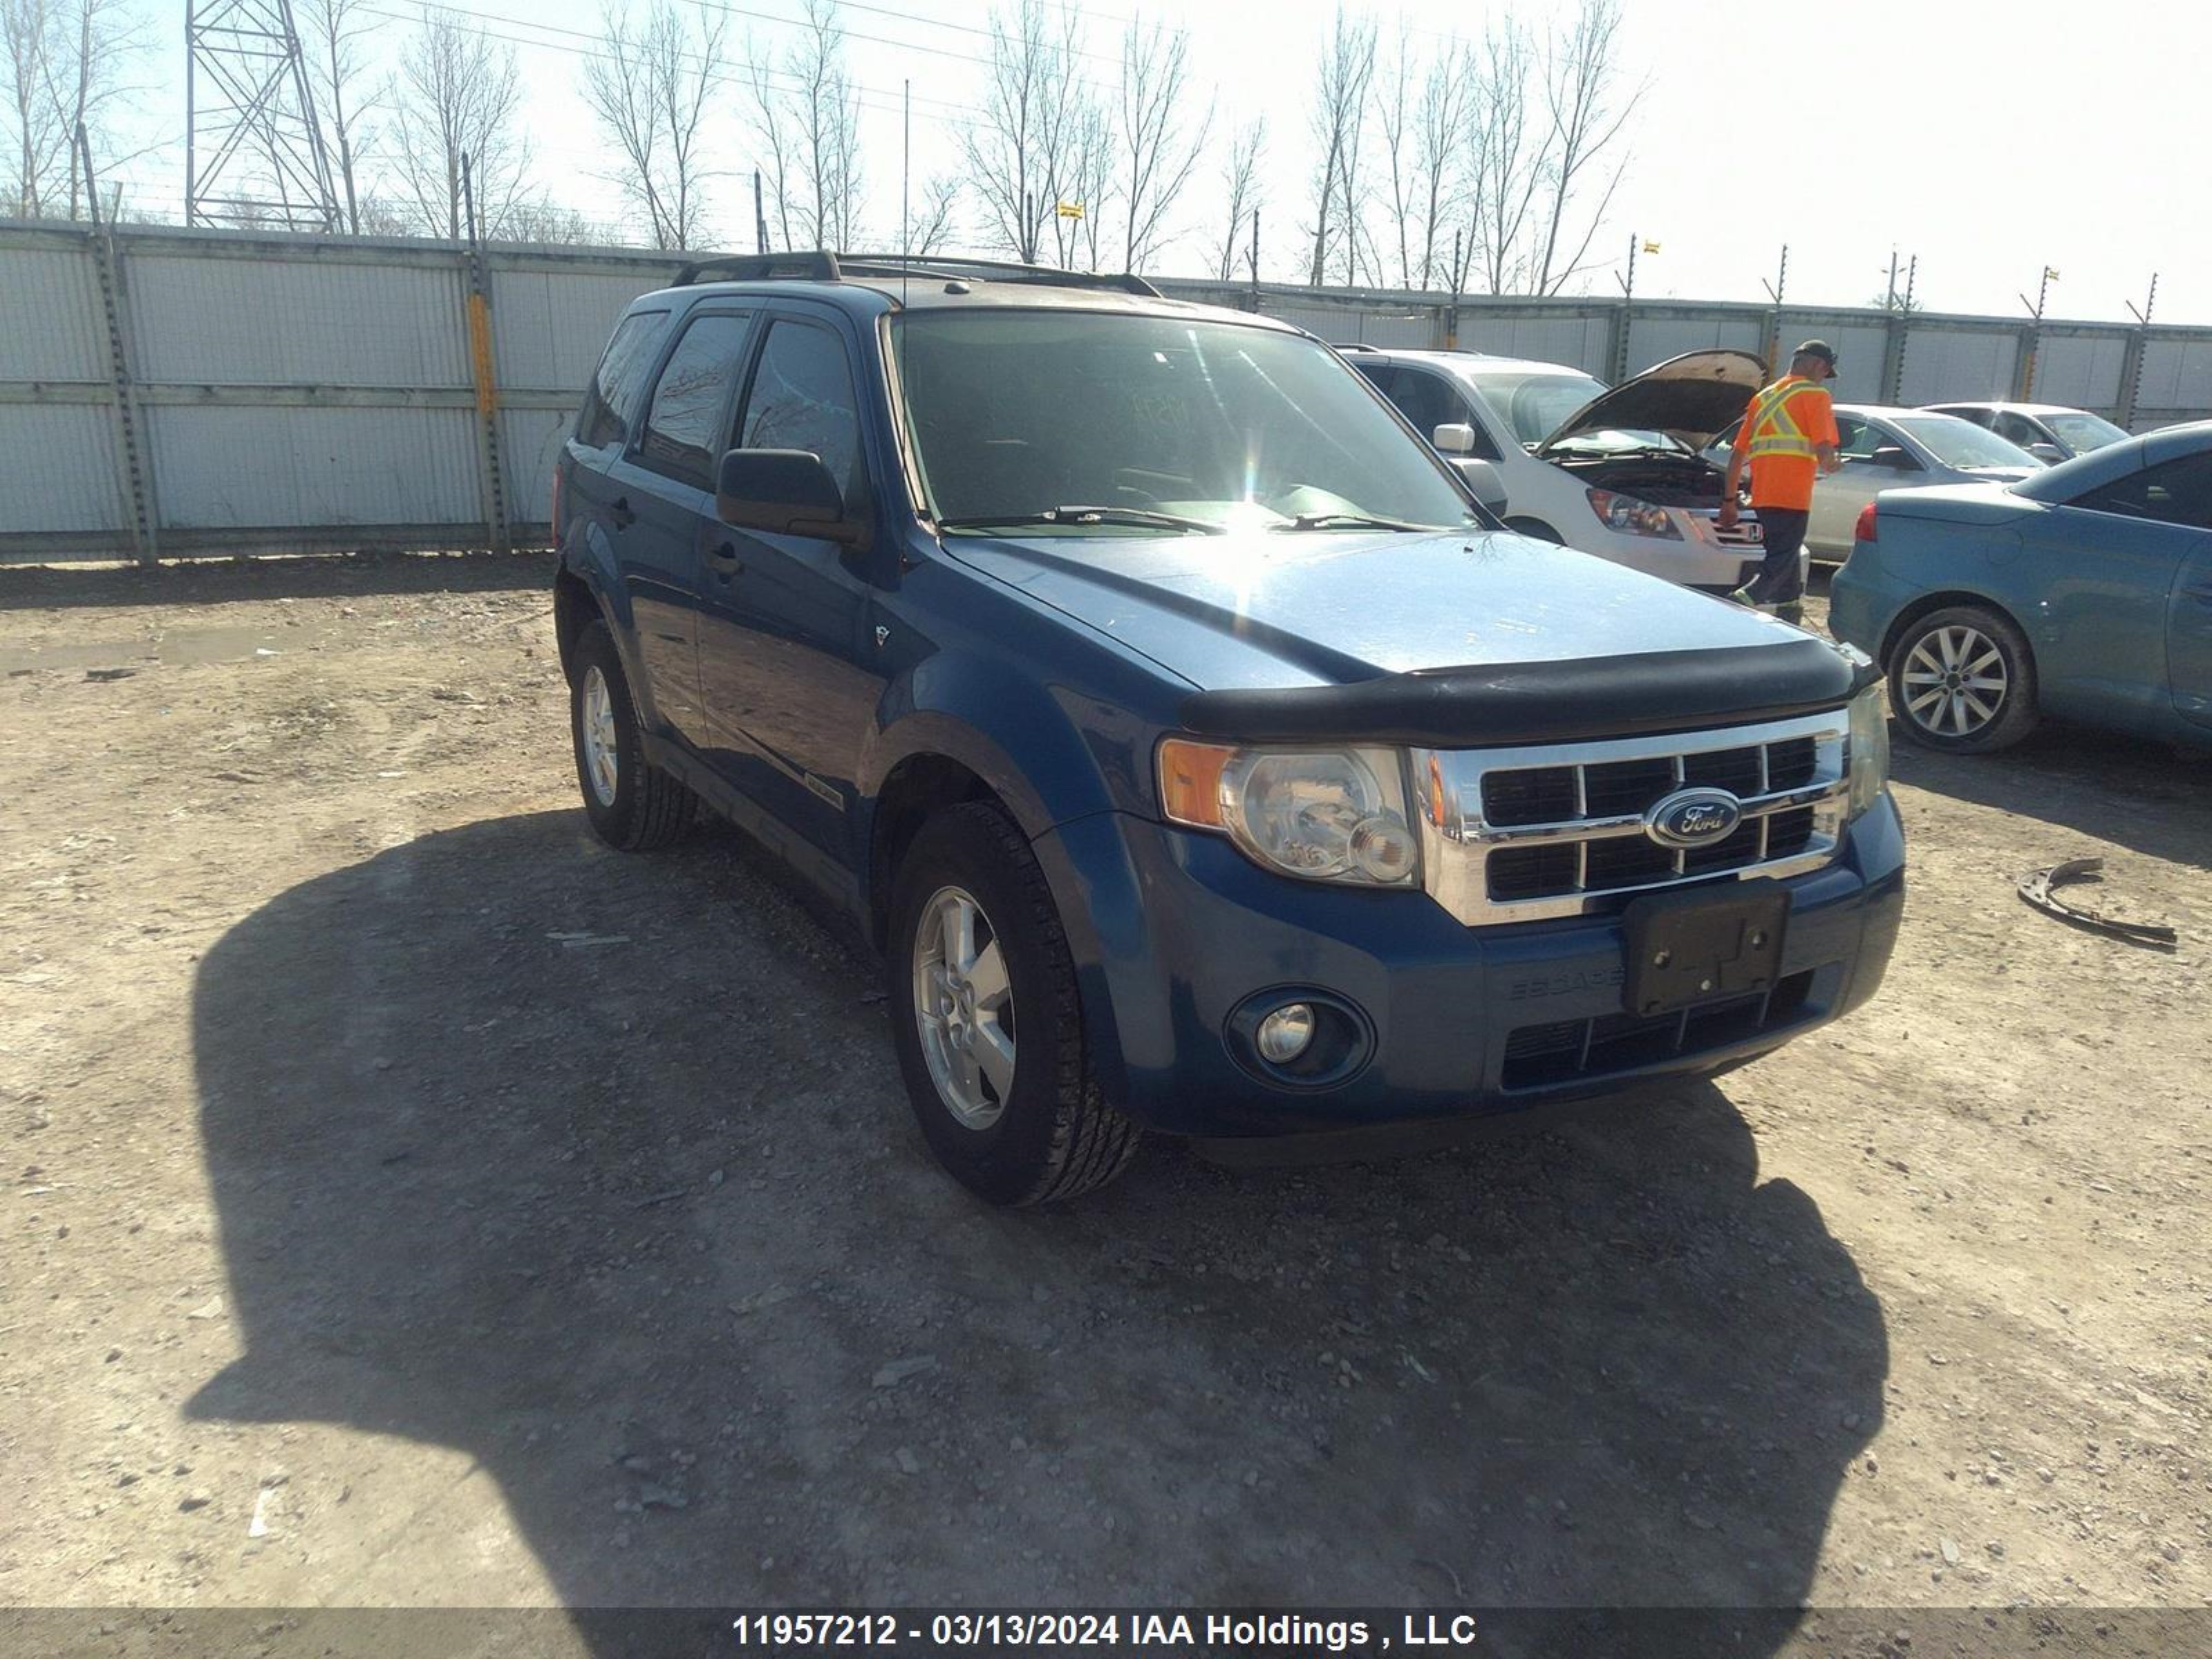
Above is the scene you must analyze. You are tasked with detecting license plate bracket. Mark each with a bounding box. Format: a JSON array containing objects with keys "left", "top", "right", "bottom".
[{"left": 1622, "top": 879, "right": 1790, "bottom": 1015}]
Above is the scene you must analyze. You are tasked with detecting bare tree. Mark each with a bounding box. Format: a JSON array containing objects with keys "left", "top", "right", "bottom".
[
  {"left": 1057, "top": 95, "right": 1112, "bottom": 268},
  {"left": 388, "top": 15, "right": 531, "bottom": 238},
  {"left": 1303, "top": 6, "right": 1374, "bottom": 287},
  {"left": 1, "top": 0, "right": 65, "bottom": 216},
  {"left": 298, "top": 0, "right": 375, "bottom": 233},
  {"left": 1209, "top": 115, "right": 1264, "bottom": 282},
  {"left": 740, "top": 46, "right": 795, "bottom": 250},
  {"left": 1465, "top": 15, "right": 1541, "bottom": 294},
  {"left": 1409, "top": 41, "right": 1474, "bottom": 288},
  {"left": 500, "top": 196, "right": 599, "bottom": 245},
  {"left": 1529, "top": 0, "right": 1640, "bottom": 295},
  {"left": 906, "top": 173, "right": 959, "bottom": 255},
  {"left": 582, "top": 0, "right": 725, "bottom": 250},
  {"left": 1116, "top": 14, "right": 1208, "bottom": 273},
  {"left": 742, "top": 0, "right": 861, "bottom": 252},
  {"left": 791, "top": 0, "right": 860, "bottom": 249},
  {"left": 960, "top": 0, "right": 1084, "bottom": 263},
  {"left": 2, "top": 0, "right": 138, "bottom": 219}
]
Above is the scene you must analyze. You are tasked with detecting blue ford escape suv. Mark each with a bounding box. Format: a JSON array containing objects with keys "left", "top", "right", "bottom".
[{"left": 552, "top": 254, "right": 1905, "bottom": 1204}]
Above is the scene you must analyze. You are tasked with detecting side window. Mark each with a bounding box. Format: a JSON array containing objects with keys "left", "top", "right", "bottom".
[
  {"left": 736, "top": 320, "right": 863, "bottom": 503},
  {"left": 2071, "top": 453, "right": 2212, "bottom": 532},
  {"left": 1835, "top": 415, "right": 1882, "bottom": 459},
  {"left": 1997, "top": 412, "right": 2045, "bottom": 449},
  {"left": 639, "top": 311, "right": 755, "bottom": 485},
  {"left": 577, "top": 309, "right": 670, "bottom": 448},
  {"left": 1352, "top": 361, "right": 1396, "bottom": 395},
  {"left": 1391, "top": 369, "right": 1499, "bottom": 459}
]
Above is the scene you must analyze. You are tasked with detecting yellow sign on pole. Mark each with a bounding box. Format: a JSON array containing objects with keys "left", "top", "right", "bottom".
[
  {"left": 1642, "top": 239, "right": 1661, "bottom": 254},
  {"left": 1056, "top": 200, "right": 1084, "bottom": 221}
]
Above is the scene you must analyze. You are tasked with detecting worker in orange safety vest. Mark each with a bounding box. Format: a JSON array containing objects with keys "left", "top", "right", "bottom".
[{"left": 1718, "top": 340, "right": 1842, "bottom": 621}]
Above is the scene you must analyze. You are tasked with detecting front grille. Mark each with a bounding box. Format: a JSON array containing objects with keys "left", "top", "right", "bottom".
[
  {"left": 1690, "top": 506, "right": 1764, "bottom": 547},
  {"left": 1420, "top": 711, "right": 1853, "bottom": 925},
  {"left": 1501, "top": 971, "right": 1817, "bottom": 1089}
]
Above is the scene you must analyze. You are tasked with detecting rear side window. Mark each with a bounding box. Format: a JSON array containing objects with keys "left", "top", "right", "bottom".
[
  {"left": 2070, "top": 452, "right": 2212, "bottom": 532},
  {"left": 639, "top": 312, "right": 756, "bottom": 485},
  {"left": 737, "top": 321, "right": 863, "bottom": 503},
  {"left": 578, "top": 309, "right": 669, "bottom": 448}
]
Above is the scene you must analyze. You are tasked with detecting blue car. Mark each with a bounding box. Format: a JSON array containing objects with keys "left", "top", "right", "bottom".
[
  {"left": 1832, "top": 422, "right": 2212, "bottom": 753},
  {"left": 553, "top": 254, "right": 1904, "bottom": 1203}
]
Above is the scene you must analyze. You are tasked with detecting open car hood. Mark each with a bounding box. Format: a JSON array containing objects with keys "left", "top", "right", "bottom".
[{"left": 1535, "top": 349, "right": 1768, "bottom": 457}]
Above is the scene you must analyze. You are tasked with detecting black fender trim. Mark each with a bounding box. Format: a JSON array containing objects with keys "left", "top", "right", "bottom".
[{"left": 1177, "top": 639, "right": 1875, "bottom": 748}]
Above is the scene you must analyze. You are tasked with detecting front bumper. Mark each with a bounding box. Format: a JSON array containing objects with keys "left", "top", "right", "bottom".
[{"left": 1034, "top": 796, "right": 1905, "bottom": 1138}]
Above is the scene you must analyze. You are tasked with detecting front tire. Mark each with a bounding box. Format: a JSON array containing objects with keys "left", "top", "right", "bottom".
[
  {"left": 887, "top": 802, "right": 1141, "bottom": 1205},
  {"left": 1887, "top": 604, "right": 2039, "bottom": 753},
  {"left": 570, "top": 619, "right": 697, "bottom": 850}
]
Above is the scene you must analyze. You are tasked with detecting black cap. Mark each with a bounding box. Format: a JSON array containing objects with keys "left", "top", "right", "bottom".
[{"left": 1793, "top": 339, "right": 1838, "bottom": 377}]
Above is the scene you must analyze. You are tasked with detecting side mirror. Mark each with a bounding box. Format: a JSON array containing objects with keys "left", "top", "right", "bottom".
[
  {"left": 2026, "top": 442, "right": 2065, "bottom": 465},
  {"left": 715, "top": 449, "right": 867, "bottom": 546},
  {"left": 1453, "top": 456, "right": 1509, "bottom": 516},
  {"left": 1432, "top": 422, "right": 1479, "bottom": 456}
]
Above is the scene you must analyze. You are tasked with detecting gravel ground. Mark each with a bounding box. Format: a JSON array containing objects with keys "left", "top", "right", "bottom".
[{"left": 0, "top": 552, "right": 2206, "bottom": 1658}]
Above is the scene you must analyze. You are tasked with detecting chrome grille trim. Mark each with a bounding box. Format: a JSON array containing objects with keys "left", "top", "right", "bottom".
[{"left": 1414, "top": 709, "right": 1851, "bottom": 926}]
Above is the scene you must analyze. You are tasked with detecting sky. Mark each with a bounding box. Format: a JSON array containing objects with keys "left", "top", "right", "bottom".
[{"left": 93, "top": 0, "right": 2212, "bottom": 326}]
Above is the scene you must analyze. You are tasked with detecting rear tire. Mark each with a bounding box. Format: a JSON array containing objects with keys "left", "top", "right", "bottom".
[
  {"left": 570, "top": 619, "right": 697, "bottom": 850},
  {"left": 887, "top": 802, "right": 1142, "bottom": 1205},
  {"left": 1886, "top": 604, "right": 2039, "bottom": 753}
]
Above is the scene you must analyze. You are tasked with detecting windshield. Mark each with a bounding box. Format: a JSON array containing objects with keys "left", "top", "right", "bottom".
[
  {"left": 889, "top": 310, "right": 1477, "bottom": 535},
  {"left": 1891, "top": 414, "right": 2043, "bottom": 470},
  {"left": 2043, "top": 411, "right": 2130, "bottom": 453},
  {"left": 1459, "top": 368, "right": 1610, "bottom": 448}
]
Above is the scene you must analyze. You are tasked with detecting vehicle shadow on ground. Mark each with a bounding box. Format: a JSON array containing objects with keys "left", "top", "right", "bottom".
[
  {"left": 186, "top": 810, "right": 1886, "bottom": 1656},
  {"left": 0, "top": 547, "right": 555, "bottom": 613},
  {"left": 1888, "top": 724, "right": 2211, "bottom": 869}
]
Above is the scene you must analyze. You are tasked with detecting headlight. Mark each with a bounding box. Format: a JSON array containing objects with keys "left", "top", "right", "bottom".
[
  {"left": 1158, "top": 739, "right": 1418, "bottom": 887},
  {"left": 1585, "top": 487, "right": 1683, "bottom": 540},
  {"left": 1846, "top": 680, "right": 1890, "bottom": 818}
]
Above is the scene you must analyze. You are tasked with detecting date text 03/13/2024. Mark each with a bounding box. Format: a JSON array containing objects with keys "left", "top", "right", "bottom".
[{"left": 727, "top": 1613, "right": 1483, "bottom": 1651}]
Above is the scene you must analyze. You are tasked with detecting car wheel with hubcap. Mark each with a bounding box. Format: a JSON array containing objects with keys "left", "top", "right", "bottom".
[
  {"left": 887, "top": 800, "right": 1142, "bottom": 1205},
  {"left": 1887, "top": 604, "right": 2038, "bottom": 753},
  {"left": 569, "top": 619, "right": 698, "bottom": 849}
]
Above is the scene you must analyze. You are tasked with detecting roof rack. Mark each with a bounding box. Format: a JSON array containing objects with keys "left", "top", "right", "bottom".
[
  {"left": 839, "top": 255, "right": 1162, "bottom": 299},
  {"left": 671, "top": 249, "right": 1161, "bottom": 301},
  {"left": 672, "top": 251, "right": 842, "bottom": 286},
  {"left": 1332, "top": 341, "right": 1382, "bottom": 352}
]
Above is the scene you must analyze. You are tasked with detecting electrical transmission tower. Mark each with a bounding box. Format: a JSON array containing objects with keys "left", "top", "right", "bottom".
[{"left": 185, "top": 0, "right": 343, "bottom": 232}]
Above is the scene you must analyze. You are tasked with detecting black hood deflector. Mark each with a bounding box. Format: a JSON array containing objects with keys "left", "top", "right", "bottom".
[{"left": 1177, "top": 637, "right": 1872, "bottom": 748}]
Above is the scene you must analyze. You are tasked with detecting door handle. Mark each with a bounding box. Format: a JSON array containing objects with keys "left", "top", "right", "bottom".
[
  {"left": 2186, "top": 583, "right": 2212, "bottom": 606},
  {"left": 705, "top": 540, "right": 744, "bottom": 579},
  {"left": 610, "top": 496, "right": 636, "bottom": 529}
]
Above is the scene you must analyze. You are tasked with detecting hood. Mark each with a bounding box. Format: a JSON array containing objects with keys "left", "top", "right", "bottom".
[
  {"left": 944, "top": 527, "right": 1824, "bottom": 695},
  {"left": 1536, "top": 349, "right": 1768, "bottom": 457}
]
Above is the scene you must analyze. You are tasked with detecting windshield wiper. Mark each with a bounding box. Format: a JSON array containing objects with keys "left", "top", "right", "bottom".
[
  {"left": 937, "top": 505, "right": 1224, "bottom": 535},
  {"left": 1272, "top": 512, "right": 1441, "bottom": 534}
]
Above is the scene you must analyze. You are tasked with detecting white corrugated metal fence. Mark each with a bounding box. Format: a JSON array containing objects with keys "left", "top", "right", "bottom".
[{"left": 4, "top": 221, "right": 2211, "bottom": 565}]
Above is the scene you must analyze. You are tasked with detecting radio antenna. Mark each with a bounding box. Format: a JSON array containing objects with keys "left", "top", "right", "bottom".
[{"left": 901, "top": 77, "right": 911, "bottom": 306}]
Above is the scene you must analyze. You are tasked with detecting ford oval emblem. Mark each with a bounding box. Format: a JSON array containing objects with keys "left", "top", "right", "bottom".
[{"left": 1644, "top": 787, "right": 1743, "bottom": 849}]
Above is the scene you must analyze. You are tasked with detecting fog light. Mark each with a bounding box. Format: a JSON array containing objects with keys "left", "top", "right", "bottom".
[{"left": 1255, "top": 1003, "right": 1317, "bottom": 1064}]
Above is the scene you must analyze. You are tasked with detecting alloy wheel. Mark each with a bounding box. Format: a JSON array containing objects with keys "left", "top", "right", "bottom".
[
  {"left": 1900, "top": 624, "right": 2008, "bottom": 739},
  {"left": 911, "top": 885, "right": 1016, "bottom": 1130},
  {"left": 580, "top": 664, "right": 620, "bottom": 807}
]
